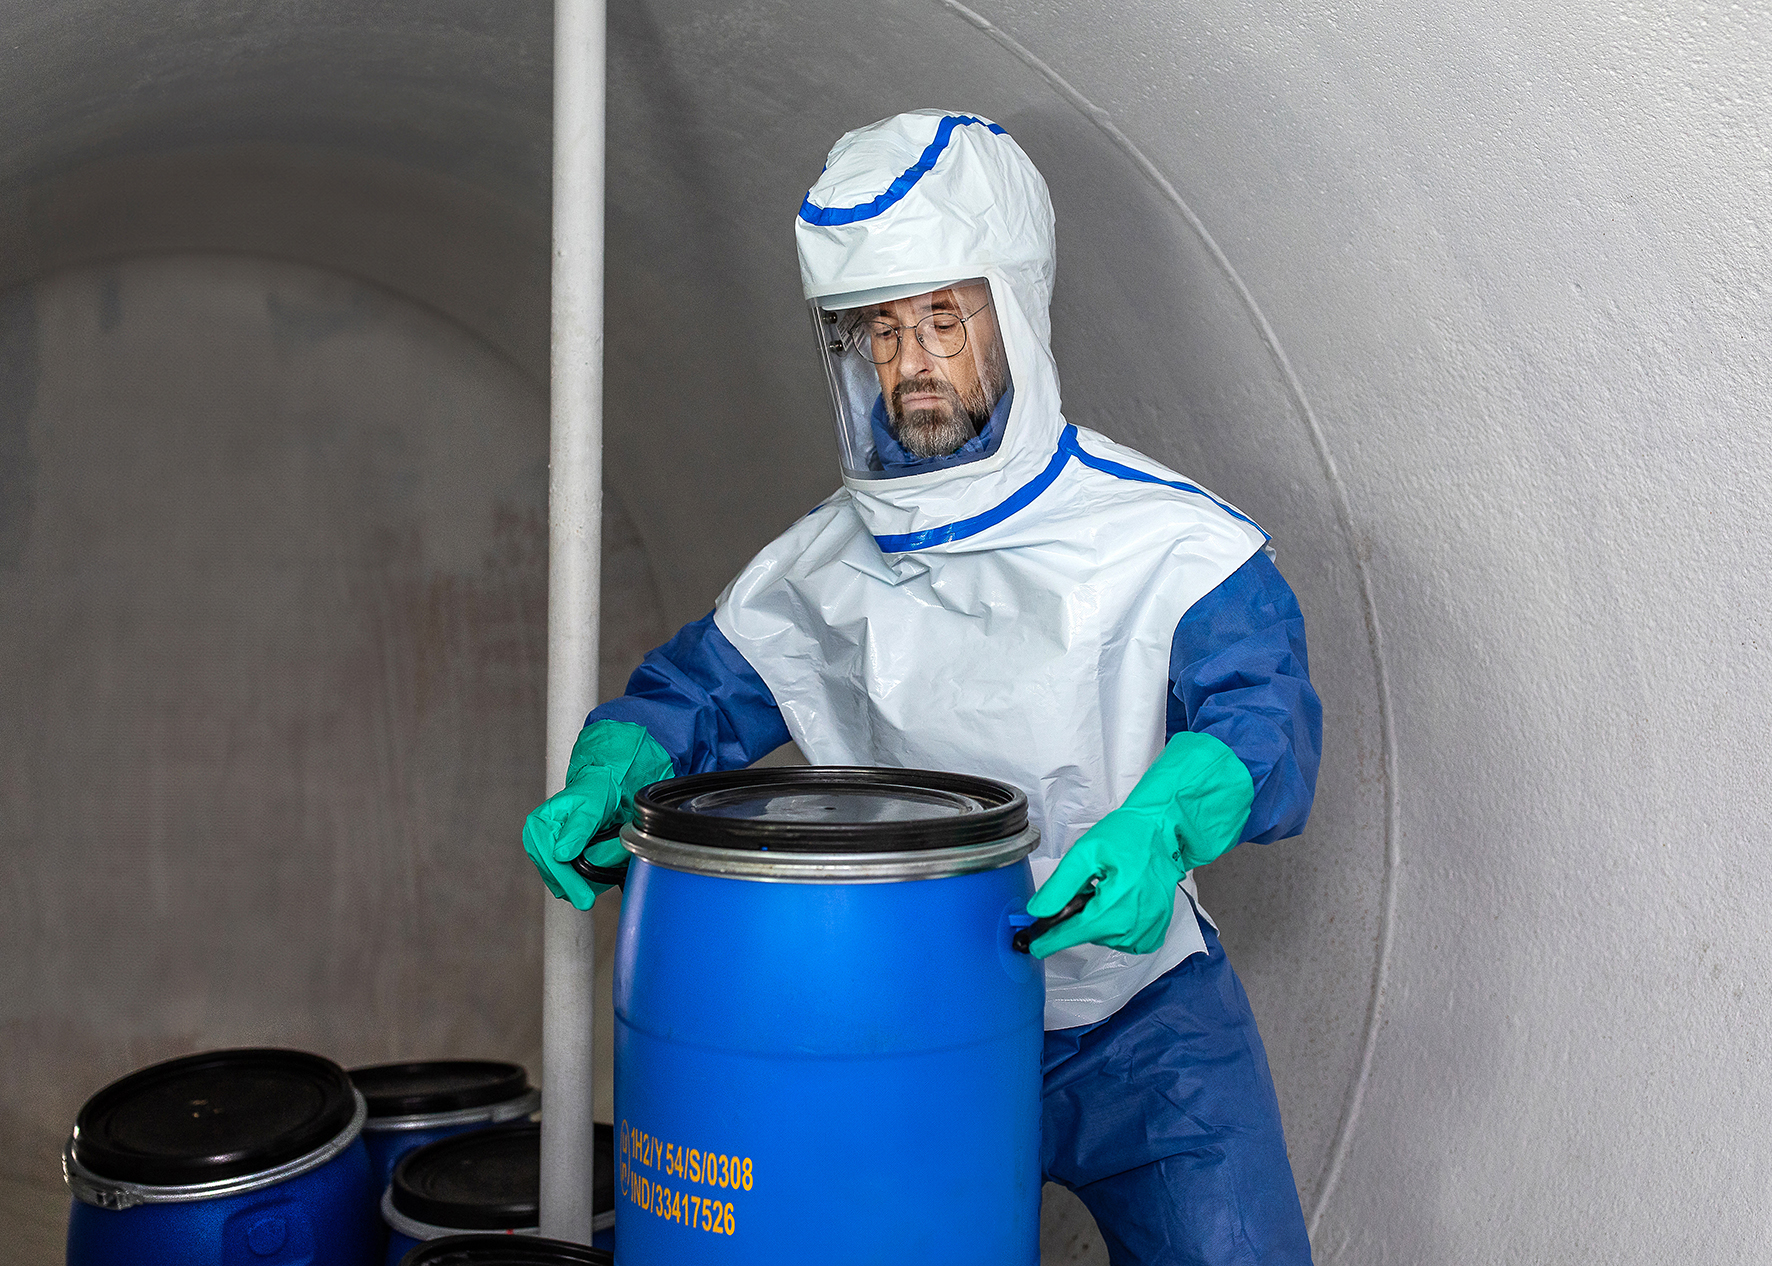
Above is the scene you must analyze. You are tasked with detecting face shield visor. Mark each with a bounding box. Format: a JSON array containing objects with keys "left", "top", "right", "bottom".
[{"left": 811, "top": 277, "right": 1014, "bottom": 479}]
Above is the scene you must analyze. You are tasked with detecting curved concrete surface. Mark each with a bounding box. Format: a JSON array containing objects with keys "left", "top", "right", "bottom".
[
  {"left": 0, "top": 252, "right": 666, "bottom": 1255},
  {"left": 3, "top": 3, "right": 1768, "bottom": 1262}
]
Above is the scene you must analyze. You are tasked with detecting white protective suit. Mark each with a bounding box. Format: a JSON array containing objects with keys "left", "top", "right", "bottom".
[{"left": 714, "top": 110, "right": 1269, "bottom": 1028}]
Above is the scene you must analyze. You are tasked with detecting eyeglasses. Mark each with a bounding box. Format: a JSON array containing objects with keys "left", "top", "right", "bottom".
[{"left": 826, "top": 302, "right": 990, "bottom": 366}]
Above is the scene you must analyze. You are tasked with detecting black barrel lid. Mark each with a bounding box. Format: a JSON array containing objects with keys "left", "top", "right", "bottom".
[
  {"left": 391, "top": 1122, "right": 613, "bottom": 1231},
  {"left": 350, "top": 1061, "right": 530, "bottom": 1118},
  {"left": 634, "top": 766, "right": 1027, "bottom": 852},
  {"left": 70, "top": 1048, "right": 357, "bottom": 1186},
  {"left": 399, "top": 1236, "right": 612, "bottom": 1266}
]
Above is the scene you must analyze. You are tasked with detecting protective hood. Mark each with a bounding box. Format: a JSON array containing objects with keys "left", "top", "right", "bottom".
[
  {"left": 730, "top": 109, "right": 1273, "bottom": 1027},
  {"left": 797, "top": 110, "right": 1062, "bottom": 546}
]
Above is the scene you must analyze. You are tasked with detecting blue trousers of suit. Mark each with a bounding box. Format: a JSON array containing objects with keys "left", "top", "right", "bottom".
[{"left": 1041, "top": 916, "right": 1315, "bottom": 1265}]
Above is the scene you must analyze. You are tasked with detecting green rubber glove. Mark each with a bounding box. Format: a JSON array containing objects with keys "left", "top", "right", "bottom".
[
  {"left": 1026, "top": 732, "right": 1254, "bottom": 958},
  {"left": 522, "top": 720, "right": 676, "bottom": 910}
]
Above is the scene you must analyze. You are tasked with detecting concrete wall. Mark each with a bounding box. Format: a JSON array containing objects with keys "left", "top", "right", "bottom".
[
  {"left": 3, "top": 2, "right": 1769, "bottom": 1262},
  {"left": 0, "top": 252, "right": 668, "bottom": 1257}
]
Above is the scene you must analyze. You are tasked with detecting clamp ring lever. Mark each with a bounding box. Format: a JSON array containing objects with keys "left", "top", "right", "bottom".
[
  {"left": 1012, "top": 880, "right": 1098, "bottom": 954},
  {"left": 568, "top": 826, "right": 631, "bottom": 889}
]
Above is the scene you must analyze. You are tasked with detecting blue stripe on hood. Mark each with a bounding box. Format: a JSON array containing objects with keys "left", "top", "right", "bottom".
[{"left": 799, "top": 116, "right": 1008, "bottom": 227}]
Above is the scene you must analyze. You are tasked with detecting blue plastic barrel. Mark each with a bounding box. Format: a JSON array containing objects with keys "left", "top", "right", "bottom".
[
  {"left": 64, "top": 1047, "right": 379, "bottom": 1266},
  {"left": 381, "top": 1123, "right": 615, "bottom": 1263},
  {"left": 612, "top": 767, "right": 1045, "bottom": 1265},
  {"left": 351, "top": 1062, "right": 540, "bottom": 1196}
]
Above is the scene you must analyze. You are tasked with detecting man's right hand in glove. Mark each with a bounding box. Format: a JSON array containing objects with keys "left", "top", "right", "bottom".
[{"left": 521, "top": 720, "right": 676, "bottom": 910}]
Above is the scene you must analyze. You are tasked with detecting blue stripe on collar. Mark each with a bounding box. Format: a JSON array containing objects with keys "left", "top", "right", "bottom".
[
  {"left": 871, "top": 425, "right": 1076, "bottom": 553},
  {"left": 870, "top": 425, "right": 1267, "bottom": 553},
  {"left": 1065, "top": 445, "right": 1268, "bottom": 538}
]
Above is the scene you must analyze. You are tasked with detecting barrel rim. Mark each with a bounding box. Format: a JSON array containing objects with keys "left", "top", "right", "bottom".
[
  {"left": 382, "top": 1182, "right": 541, "bottom": 1241},
  {"left": 63, "top": 1089, "right": 366, "bottom": 1210},
  {"left": 632, "top": 766, "right": 1028, "bottom": 851},
  {"left": 360, "top": 1087, "right": 540, "bottom": 1133},
  {"left": 349, "top": 1059, "right": 534, "bottom": 1121},
  {"left": 381, "top": 1189, "right": 615, "bottom": 1245},
  {"left": 390, "top": 1121, "right": 541, "bottom": 1231},
  {"left": 621, "top": 822, "right": 1040, "bottom": 882},
  {"left": 67, "top": 1047, "right": 360, "bottom": 1190},
  {"left": 397, "top": 1234, "right": 614, "bottom": 1266}
]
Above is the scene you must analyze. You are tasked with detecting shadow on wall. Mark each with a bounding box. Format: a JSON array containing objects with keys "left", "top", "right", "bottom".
[
  {"left": 1005, "top": 97, "right": 1423, "bottom": 1228},
  {"left": 0, "top": 254, "right": 667, "bottom": 1261},
  {"left": 1007, "top": 79, "right": 1531, "bottom": 1254}
]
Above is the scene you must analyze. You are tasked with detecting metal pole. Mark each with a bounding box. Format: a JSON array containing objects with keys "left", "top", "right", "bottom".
[{"left": 542, "top": 0, "right": 606, "bottom": 1244}]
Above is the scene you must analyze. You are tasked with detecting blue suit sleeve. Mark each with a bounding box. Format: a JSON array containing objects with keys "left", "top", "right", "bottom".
[
  {"left": 585, "top": 613, "right": 791, "bottom": 776},
  {"left": 1167, "top": 551, "right": 1323, "bottom": 844}
]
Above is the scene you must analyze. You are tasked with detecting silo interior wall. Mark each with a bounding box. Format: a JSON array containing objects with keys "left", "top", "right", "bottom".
[{"left": 4, "top": 3, "right": 1770, "bottom": 1264}]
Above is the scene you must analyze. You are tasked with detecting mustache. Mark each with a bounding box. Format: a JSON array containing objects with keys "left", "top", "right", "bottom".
[
  {"left": 892, "top": 375, "right": 963, "bottom": 410},
  {"left": 887, "top": 374, "right": 986, "bottom": 459}
]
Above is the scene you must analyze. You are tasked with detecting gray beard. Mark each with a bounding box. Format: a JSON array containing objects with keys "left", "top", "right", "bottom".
[
  {"left": 896, "top": 403, "right": 981, "bottom": 458},
  {"left": 888, "top": 368, "right": 1002, "bottom": 458}
]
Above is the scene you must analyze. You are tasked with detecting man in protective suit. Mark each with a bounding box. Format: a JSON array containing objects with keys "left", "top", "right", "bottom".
[{"left": 524, "top": 110, "right": 1322, "bottom": 1264}]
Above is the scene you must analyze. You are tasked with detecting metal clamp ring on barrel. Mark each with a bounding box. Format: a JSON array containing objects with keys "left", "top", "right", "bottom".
[
  {"left": 619, "top": 823, "right": 1041, "bottom": 883},
  {"left": 359, "top": 1086, "right": 541, "bottom": 1133},
  {"left": 62, "top": 1089, "right": 368, "bottom": 1210},
  {"left": 377, "top": 1186, "right": 617, "bottom": 1240}
]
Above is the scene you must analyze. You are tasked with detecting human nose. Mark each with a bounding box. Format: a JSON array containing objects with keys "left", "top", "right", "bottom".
[{"left": 894, "top": 328, "right": 935, "bottom": 375}]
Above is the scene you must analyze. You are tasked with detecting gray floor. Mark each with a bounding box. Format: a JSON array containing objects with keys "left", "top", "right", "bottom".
[{"left": 1040, "top": 1184, "right": 1111, "bottom": 1265}]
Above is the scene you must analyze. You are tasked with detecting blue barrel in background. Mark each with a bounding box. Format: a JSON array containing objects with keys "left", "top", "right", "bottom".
[
  {"left": 612, "top": 768, "right": 1045, "bottom": 1266},
  {"left": 64, "top": 1047, "right": 379, "bottom": 1266},
  {"left": 382, "top": 1122, "right": 615, "bottom": 1263},
  {"left": 351, "top": 1062, "right": 540, "bottom": 1197}
]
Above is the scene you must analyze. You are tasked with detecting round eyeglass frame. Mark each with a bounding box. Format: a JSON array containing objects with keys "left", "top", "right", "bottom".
[{"left": 825, "top": 301, "right": 992, "bottom": 366}]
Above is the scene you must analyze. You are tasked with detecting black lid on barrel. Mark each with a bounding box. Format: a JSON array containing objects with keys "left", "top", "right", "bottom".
[
  {"left": 391, "top": 1122, "right": 613, "bottom": 1231},
  {"left": 634, "top": 766, "right": 1027, "bottom": 852},
  {"left": 70, "top": 1048, "right": 357, "bottom": 1186},
  {"left": 399, "top": 1236, "right": 613, "bottom": 1266},
  {"left": 350, "top": 1061, "right": 530, "bottom": 1118}
]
